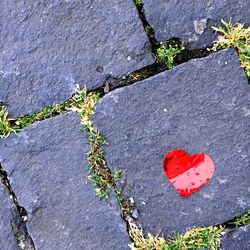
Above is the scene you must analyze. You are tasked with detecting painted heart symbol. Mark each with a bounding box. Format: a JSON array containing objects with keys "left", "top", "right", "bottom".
[{"left": 164, "top": 149, "right": 215, "bottom": 197}]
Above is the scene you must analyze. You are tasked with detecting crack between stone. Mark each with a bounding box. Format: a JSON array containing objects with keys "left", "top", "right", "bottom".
[
  {"left": 95, "top": 47, "right": 212, "bottom": 92},
  {"left": 222, "top": 212, "right": 250, "bottom": 230},
  {"left": 133, "top": 1, "right": 159, "bottom": 53},
  {"left": 0, "top": 163, "right": 36, "bottom": 250}
]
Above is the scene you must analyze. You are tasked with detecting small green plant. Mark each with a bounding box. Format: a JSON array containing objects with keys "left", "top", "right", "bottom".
[
  {"left": 227, "top": 210, "right": 250, "bottom": 227},
  {"left": 134, "top": 0, "right": 142, "bottom": 5},
  {"left": 157, "top": 43, "right": 185, "bottom": 69},
  {"left": 213, "top": 19, "right": 250, "bottom": 79},
  {"left": 0, "top": 105, "right": 16, "bottom": 138}
]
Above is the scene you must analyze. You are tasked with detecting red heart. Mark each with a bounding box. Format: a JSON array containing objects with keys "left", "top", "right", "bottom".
[{"left": 164, "top": 149, "right": 215, "bottom": 198}]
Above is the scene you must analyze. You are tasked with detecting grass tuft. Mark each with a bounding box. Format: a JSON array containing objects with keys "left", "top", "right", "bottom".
[
  {"left": 0, "top": 105, "right": 16, "bottom": 138},
  {"left": 212, "top": 19, "right": 250, "bottom": 79},
  {"left": 156, "top": 43, "right": 185, "bottom": 69},
  {"left": 128, "top": 220, "right": 224, "bottom": 250}
]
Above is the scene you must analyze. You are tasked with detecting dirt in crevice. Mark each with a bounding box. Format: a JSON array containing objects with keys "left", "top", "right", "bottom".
[
  {"left": 133, "top": 2, "right": 159, "bottom": 53},
  {"left": 98, "top": 44, "right": 213, "bottom": 92},
  {"left": 0, "top": 164, "right": 36, "bottom": 250}
]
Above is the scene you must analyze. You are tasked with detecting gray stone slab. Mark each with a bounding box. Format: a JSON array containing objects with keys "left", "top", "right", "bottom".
[
  {"left": 93, "top": 49, "right": 250, "bottom": 236},
  {"left": 0, "top": 112, "right": 129, "bottom": 249},
  {"left": 0, "top": 181, "right": 19, "bottom": 250},
  {"left": 143, "top": 0, "right": 250, "bottom": 48},
  {"left": 221, "top": 225, "right": 250, "bottom": 250},
  {"left": 0, "top": 0, "right": 153, "bottom": 117}
]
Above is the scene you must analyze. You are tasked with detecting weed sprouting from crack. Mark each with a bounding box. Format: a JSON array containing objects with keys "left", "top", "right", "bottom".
[
  {"left": 70, "top": 86, "right": 123, "bottom": 199},
  {"left": 212, "top": 19, "right": 250, "bottom": 79},
  {"left": 226, "top": 210, "right": 250, "bottom": 227},
  {"left": 133, "top": 0, "right": 142, "bottom": 6},
  {"left": 0, "top": 105, "right": 17, "bottom": 138},
  {"left": 156, "top": 42, "right": 185, "bottom": 69},
  {"left": 155, "top": 37, "right": 212, "bottom": 70}
]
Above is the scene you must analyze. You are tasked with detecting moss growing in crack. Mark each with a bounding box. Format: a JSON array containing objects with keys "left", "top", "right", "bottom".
[
  {"left": 0, "top": 102, "right": 69, "bottom": 138},
  {"left": 168, "top": 226, "right": 224, "bottom": 250},
  {"left": 227, "top": 210, "right": 250, "bottom": 227},
  {"left": 213, "top": 20, "right": 250, "bottom": 79},
  {"left": 156, "top": 42, "right": 185, "bottom": 69},
  {"left": 16, "top": 103, "right": 69, "bottom": 129},
  {"left": 128, "top": 221, "right": 224, "bottom": 250},
  {"left": 70, "top": 86, "right": 122, "bottom": 199}
]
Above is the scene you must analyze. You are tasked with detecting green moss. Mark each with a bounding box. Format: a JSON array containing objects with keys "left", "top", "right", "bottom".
[
  {"left": 168, "top": 226, "right": 224, "bottom": 250},
  {"left": 0, "top": 101, "right": 69, "bottom": 139},
  {"left": 16, "top": 103, "right": 68, "bottom": 129},
  {"left": 129, "top": 224, "right": 224, "bottom": 250}
]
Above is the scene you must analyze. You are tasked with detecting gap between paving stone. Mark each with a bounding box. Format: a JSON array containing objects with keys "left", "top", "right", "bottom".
[
  {"left": 0, "top": 164, "right": 35, "bottom": 250},
  {"left": 132, "top": 0, "right": 159, "bottom": 53}
]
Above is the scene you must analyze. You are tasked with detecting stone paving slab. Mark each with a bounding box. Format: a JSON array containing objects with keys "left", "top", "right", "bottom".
[
  {"left": 0, "top": 0, "right": 153, "bottom": 118},
  {"left": 143, "top": 0, "right": 250, "bottom": 48},
  {"left": 93, "top": 49, "right": 250, "bottom": 236},
  {"left": 221, "top": 225, "right": 250, "bottom": 250},
  {"left": 0, "top": 181, "right": 19, "bottom": 250},
  {"left": 0, "top": 112, "right": 129, "bottom": 249}
]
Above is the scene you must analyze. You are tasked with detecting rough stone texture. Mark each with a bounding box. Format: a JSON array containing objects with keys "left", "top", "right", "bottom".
[
  {"left": 0, "top": 180, "right": 19, "bottom": 250},
  {"left": 93, "top": 49, "right": 250, "bottom": 236},
  {"left": 221, "top": 225, "right": 250, "bottom": 250},
  {"left": 0, "top": 0, "right": 153, "bottom": 117},
  {"left": 143, "top": 0, "right": 250, "bottom": 48},
  {"left": 0, "top": 112, "right": 129, "bottom": 250}
]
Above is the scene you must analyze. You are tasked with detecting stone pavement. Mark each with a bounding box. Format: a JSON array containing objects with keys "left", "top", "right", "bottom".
[
  {"left": 0, "top": 112, "right": 129, "bottom": 249},
  {"left": 221, "top": 224, "right": 250, "bottom": 250},
  {"left": 0, "top": 1, "right": 249, "bottom": 249},
  {"left": 0, "top": 181, "right": 20, "bottom": 250},
  {"left": 0, "top": 0, "right": 152, "bottom": 117},
  {"left": 143, "top": 0, "right": 250, "bottom": 48},
  {"left": 93, "top": 49, "right": 250, "bottom": 236}
]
